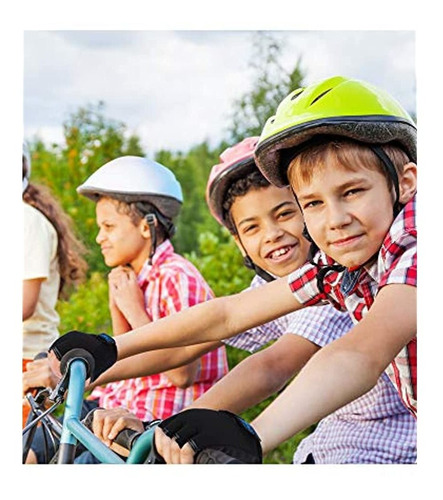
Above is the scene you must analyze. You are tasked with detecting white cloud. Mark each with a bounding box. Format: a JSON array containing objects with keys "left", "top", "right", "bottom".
[{"left": 24, "top": 30, "right": 416, "bottom": 154}]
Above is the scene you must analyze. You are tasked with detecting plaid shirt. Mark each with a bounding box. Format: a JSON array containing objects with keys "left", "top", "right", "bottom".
[
  {"left": 227, "top": 276, "right": 416, "bottom": 463},
  {"left": 288, "top": 196, "right": 417, "bottom": 417},
  {"left": 224, "top": 275, "right": 293, "bottom": 352},
  {"left": 90, "top": 240, "right": 228, "bottom": 421}
]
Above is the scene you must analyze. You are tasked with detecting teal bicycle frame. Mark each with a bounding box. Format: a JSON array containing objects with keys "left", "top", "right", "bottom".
[{"left": 56, "top": 357, "right": 156, "bottom": 464}]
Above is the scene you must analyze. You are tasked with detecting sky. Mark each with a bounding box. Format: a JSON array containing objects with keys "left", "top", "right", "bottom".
[{"left": 24, "top": 30, "right": 416, "bottom": 156}]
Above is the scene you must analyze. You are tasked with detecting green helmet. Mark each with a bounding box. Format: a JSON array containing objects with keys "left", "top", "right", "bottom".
[{"left": 255, "top": 75, "right": 416, "bottom": 187}]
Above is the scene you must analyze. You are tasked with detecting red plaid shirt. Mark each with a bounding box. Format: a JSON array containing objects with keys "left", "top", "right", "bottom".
[
  {"left": 288, "top": 196, "right": 417, "bottom": 416},
  {"left": 90, "top": 240, "right": 229, "bottom": 420}
]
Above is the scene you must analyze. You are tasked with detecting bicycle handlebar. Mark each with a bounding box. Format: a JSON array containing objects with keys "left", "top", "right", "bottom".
[
  {"left": 113, "top": 426, "right": 245, "bottom": 464},
  {"left": 60, "top": 348, "right": 95, "bottom": 380},
  {"left": 114, "top": 428, "right": 142, "bottom": 450}
]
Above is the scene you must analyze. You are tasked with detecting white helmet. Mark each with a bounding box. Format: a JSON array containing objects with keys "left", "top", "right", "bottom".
[
  {"left": 77, "top": 155, "right": 183, "bottom": 219},
  {"left": 78, "top": 156, "right": 183, "bottom": 258},
  {"left": 23, "top": 141, "right": 31, "bottom": 193}
]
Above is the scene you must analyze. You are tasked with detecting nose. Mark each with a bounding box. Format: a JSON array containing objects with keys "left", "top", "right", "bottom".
[
  {"left": 96, "top": 228, "right": 105, "bottom": 245},
  {"left": 264, "top": 220, "right": 285, "bottom": 243},
  {"left": 326, "top": 200, "right": 353, "bottom": 230}
]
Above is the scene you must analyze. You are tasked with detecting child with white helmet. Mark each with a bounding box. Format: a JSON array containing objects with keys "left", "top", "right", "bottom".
[
  {"left": 25, "top": 155, "right": 228, "bottom": 463},
  {"left": 48, "top": 76, "right": 417, "bottom": 463}
]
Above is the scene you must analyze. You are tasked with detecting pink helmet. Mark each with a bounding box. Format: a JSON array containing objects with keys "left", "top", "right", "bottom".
[{"left": 206, "top": 137, "right": 259, "bottom": 226}]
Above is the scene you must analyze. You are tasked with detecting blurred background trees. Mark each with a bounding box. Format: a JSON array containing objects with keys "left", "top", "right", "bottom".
[{"left": 26, "top": 32, "right": 310, "bottom": 463}]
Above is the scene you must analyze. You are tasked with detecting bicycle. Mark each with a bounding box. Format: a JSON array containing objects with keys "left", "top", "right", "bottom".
[{"left": 23, "top": 349, "right": 243, "bottom": 464}]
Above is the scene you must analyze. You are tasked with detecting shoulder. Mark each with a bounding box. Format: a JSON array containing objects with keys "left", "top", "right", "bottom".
[
  {"left": 158, "top": 252, "right": 213, "bottom": 293},
  {"left": 24, "top": 202, "right": 57, "bottom": 240},
  {"left": 382, "top": 196, "right": 416, "bottom": 254},
  {"left": 377, "top": 196, "right": 417, "bottom": 287}
]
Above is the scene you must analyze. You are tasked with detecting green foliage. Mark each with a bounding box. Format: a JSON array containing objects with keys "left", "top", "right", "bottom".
[
  {"left": 156, "top": 142, "right": 228, "bottom": 255},
  {"left": 56, "top": 272, "right": 111, "bottom": 333},
  {"left": 185, "top": 230, "right": 253, "bottom": 296}
]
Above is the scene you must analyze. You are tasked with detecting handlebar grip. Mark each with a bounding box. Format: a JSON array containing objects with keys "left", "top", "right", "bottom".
[
  {"left": 113, "top": 428, "right": 142, "bottom": 450},
  {"left": 195, "top": 448, "right": 244, "bottom": 464},
  {"left": 59, "top": 348, "right": 95, "bottom": 379}
]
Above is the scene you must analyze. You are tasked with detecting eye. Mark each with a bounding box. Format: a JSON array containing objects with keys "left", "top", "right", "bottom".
[
  {"left": 343, "top": 188, "right": 363, "bottom": 198},
  {"left": 242, "top": 223, "right": 258, "bottom": 234},
  {"left": 303, "top": 200, "right": 322, "bottom": 210},
  {"left": 277, "top": 209, "right": 296, "bottom": 219}
]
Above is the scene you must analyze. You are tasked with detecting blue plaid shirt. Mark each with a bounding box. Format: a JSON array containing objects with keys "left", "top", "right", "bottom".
[{"left": 226, "top": 275, "right": 416, "bottom": 463}]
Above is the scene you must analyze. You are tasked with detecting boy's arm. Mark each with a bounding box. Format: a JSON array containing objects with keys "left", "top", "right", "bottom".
[
  {"left": 115, "top": 277, "right": 301, "bottom": 360},
  {"left": 252, "top": 284, "right": 416, "bottom": 454},
  {"left": 88, "top": 341, "right": 221, "bottom": 389},
  {"left": 189, "top": 334, "right": 319, "bottom": 414}
]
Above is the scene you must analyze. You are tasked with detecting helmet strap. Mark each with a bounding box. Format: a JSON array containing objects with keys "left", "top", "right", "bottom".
[
  {"left": 368, "top": 145, "right": 402, "bottom": 216},
  {"left": 144, "top": 214, "right": 157, "bottom": 265},
  {"left": 243, "top": 255, "right": 275, "bottom": 283},
  {"left": 236, "top": 234, "right": 275, "bottom": 282}
]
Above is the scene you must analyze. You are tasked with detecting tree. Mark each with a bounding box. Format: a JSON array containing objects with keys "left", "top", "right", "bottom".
[{"left": 227, "top": 31, "right": 305, "bottom": 142}]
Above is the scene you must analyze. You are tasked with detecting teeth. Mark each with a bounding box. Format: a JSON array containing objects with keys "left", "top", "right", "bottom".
[{"left": 271, "top": 247, "right": 290, "bottom": 259}]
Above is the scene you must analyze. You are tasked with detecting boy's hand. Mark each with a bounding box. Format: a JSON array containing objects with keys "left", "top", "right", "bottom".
[
  {"left": 48, "top": 331, "right": 117, "bottom": 382},
  {"left": 156, "top": 408, "right": 263, "bottom": 464},
  {"left": 108, "top": 267, "right": 147, "bottom": 326},
  {"left": 23, "top": 357, "right": 59, "bottom": 396},
  {"left": 154, "top": 426, "right": 195, "bottom": 464},
  {"left": 91, "top": 408, "right": 145, "bottom": 448}
]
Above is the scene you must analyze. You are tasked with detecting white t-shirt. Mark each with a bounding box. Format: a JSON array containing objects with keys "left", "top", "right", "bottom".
[{"left": 23, "top": 202, "right": 60, "bottom": 358}]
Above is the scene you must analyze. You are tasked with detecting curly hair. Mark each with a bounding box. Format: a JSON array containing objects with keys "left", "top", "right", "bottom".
[
  {"left": 23, "top": 183, "right": 88, "bottom": 298},
  {"left": 222, "top": 169, "right": 271, "bottom": 234}
]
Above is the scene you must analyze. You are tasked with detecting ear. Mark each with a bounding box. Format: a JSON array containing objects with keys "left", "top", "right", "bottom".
[
  {"left": 233, "top": 234, "right": 247, "bottom": 257},
  {"left": 140, "top": 215, "right": 156, "bottom": 239},
  {"left": 398, "top": 162, "right": 417, "bottom": 204}
]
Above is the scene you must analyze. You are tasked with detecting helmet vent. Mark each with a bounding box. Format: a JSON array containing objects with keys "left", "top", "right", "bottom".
[
  {"left": 290, "top": 89, "right": 304, "bottom": 101},
  {"left": 310, "top": 88, "right": 332, "bottom": 106}
]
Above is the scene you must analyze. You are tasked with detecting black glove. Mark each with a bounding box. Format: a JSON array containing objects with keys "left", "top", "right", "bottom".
[
  {"left": 158, "top": 408, "right": 262, "bottom": 464},
  {"left": 49, "top": 331, "right": 117, "bottom": 382}
]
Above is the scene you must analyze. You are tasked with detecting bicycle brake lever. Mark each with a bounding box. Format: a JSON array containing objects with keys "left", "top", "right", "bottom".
[{"left": 48, "top": 371, "right": 70, "bottom": 403}]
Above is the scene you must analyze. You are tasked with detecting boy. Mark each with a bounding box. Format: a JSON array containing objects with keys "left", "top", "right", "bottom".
[
  {"left": 24, "top": 155, "right": 228, "bottom": 463},
  {"left": 49, "top": 76, "right": 417, "bottom": 462},
  {"left": 94, "top": 137, "right": 415, "bottom": 464}
]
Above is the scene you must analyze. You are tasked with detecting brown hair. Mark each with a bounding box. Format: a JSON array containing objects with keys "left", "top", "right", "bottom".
[
  {"left": 222, "top": 169, "right": 271, "bottom": 234},
  {"left": 108, "top": 197, "right": 168, "bottom": 243},
  {"left": 23, "top": 183, "right": 88, "bottom": 298},
  {"left": 288, "top": 138, "right": 410, "bottom": 192}
]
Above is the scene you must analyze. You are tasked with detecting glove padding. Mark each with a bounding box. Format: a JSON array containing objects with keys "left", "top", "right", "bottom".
[
  {"left": 49, "top": 330, "right": 117, "bottom": 382},
  {"left": 158, "top": 408, "right": 262, "bottom": 464}
]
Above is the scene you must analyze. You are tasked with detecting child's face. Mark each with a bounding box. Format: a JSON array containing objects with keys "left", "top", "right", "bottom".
[
  {"left": 294, "top": 160, "right": 397, "bottom": 269},
  {"left": 95, "top": 197, "right": 151, "bottom": 273},
  {"left": 230, "top": 185, "right": 310, "bottom": 278}
]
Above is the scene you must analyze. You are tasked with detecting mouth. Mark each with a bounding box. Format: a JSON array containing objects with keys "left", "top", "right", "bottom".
[
  {"left": 265, "top": 244, "right": 297, "bottom": 261},
  {"left": 329, "top": 234, "right": 363, "bottom": 248}
]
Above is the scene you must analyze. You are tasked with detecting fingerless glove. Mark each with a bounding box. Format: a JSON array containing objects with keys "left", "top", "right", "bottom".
[
  {"left": 49, "top": 330, "right": 117, "bottom": 382},
  {"left": 158, "top": 408, "right": 262, "bottom": 464}
]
